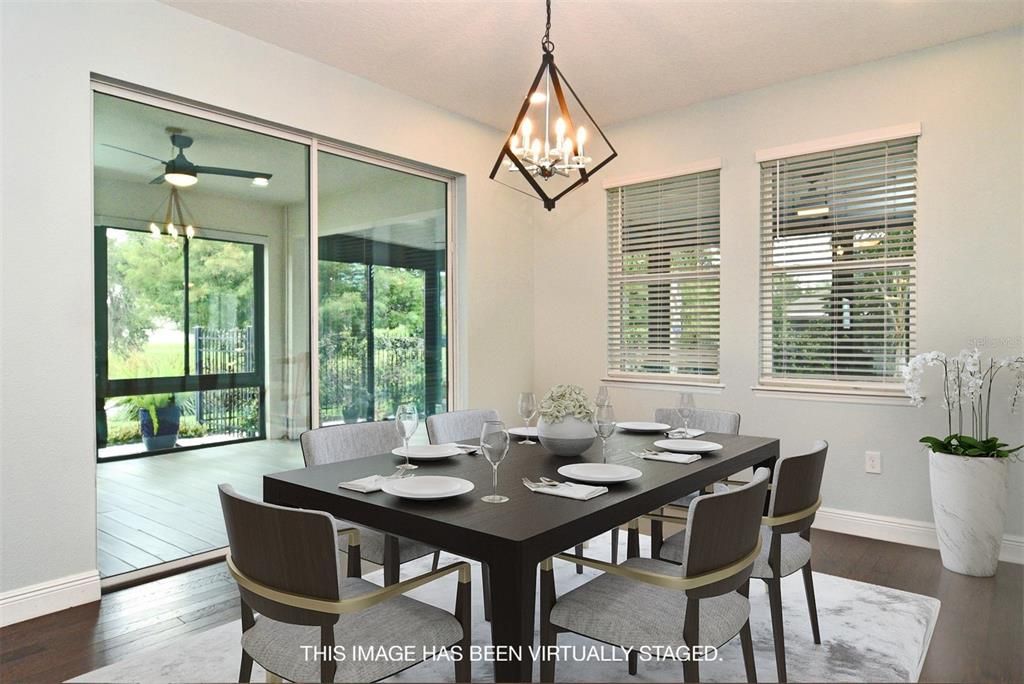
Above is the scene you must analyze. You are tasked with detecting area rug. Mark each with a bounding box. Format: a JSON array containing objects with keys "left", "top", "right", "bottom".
[{"left": 71, "top": 534, "right": 938, "bottom": 683}]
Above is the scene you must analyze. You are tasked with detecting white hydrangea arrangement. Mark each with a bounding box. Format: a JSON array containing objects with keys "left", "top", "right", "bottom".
[
  {"left": 902, "top": 349, "right": 1024, "bottom": 458},
  {"left": 538, "top": 384, "right": 594, "bottom": 423}
]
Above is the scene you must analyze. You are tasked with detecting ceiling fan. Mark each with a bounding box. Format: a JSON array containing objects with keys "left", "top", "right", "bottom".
[{"left": 103, "top": 129, "right": 273, "bottom": 188}]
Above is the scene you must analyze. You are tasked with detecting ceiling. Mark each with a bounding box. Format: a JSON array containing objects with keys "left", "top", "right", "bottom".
[{"left": 162, "top": 0, "right": 1022, "bottom": 130}]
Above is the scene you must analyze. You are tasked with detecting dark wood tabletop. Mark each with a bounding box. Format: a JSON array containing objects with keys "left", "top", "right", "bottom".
[{"left": 264, "top": 430, "right": 779, "bottom": 682}]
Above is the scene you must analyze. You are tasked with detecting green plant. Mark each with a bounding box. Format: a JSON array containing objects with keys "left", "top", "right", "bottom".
[
  {"left": 919, "top": 435, "right": 1023, "bottom": 459},
  {"left": 106, "top": 416, "right": 207, "bottom": 445}
]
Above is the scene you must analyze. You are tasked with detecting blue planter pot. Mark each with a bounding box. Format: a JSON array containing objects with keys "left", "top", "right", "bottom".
[{"left": 139, "top": 404, "right": 181, "bottom": 451}]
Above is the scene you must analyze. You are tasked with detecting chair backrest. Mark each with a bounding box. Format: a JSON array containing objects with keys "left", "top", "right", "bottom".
[
  {"left": 426, "top": 409, "right": 500, "bottom": 444},
  {"left": 768, "top": 440, "right": 828, "bottom": 534},
  {"left": 218, "top": 484, "right": 339, "bottom": 625},
  {"left": 299, "top": 421, "right": 402, "bottom": 467},
  {"left": 679, "top": 468, "right": 770, "bottom": 598},
  {"left": 654, "top": 407, "right": 741, "bottom": 435}
]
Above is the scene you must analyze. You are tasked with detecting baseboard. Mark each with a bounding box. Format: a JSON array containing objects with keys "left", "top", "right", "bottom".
[
  {"left": 0, "top": 570, "right": 101, "bottom": 627},
  {"left": 813, "top": 506, "right": 1024, "bottom": 565}
]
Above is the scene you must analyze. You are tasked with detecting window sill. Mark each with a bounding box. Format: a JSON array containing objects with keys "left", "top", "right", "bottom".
[
  {"left": 602, "top": 376, "right": 725, "bottom": 394},
  {"left": 751, "top": 383, "right": 918, "bottom": 406}
]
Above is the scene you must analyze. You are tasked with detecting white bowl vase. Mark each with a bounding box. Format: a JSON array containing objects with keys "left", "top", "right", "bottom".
[
  {"left": 928, "top": 450, "right": 1009, "bottom": 577},
  {"left": 537, "top": 416, "right": 595, "bottom": 456}
]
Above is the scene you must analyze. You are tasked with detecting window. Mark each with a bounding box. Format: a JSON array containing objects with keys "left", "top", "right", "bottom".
[
  {"left": 758, "top": 136, "right": 918, "bottom": 388},
  {"left": 607, "top": 169, "right": 721, "bottom": 381}
]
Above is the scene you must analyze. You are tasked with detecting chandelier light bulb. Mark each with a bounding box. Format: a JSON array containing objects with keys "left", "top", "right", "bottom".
[
  {"left": 531, "top": 138, "right": 541, "bottom": 159},
  {"left": 529, "top": 91, "right": 547, "bottom": 104},
  {"left": 167, "top": 223, "right": 178, "bottom": 238},
  {"left": 149, "top": 222, "right": 161, "bottom": 237},
  {"left": 555, "top": 117, "right": 566, "bottom": 146},
  {"left": 576, "top": 126, "right": 587, "bottom": 157},
  {"left": 185, "top": 224, "right": 196, "bottom": 240},
  {"left": 562, "top": 138, "right": 573, "bottom": 163}
]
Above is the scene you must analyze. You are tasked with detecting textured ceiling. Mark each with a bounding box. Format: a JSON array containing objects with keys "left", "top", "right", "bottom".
[{"left": 162, "top": 0, "right": 1022, "bottom": 130}]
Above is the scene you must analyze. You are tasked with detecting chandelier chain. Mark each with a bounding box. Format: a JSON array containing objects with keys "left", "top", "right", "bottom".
[{"left": 542, "top": 0, "right": 554, "bottom": 53}]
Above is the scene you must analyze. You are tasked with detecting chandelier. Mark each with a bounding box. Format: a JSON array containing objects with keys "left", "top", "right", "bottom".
[
  {"left": 149, "top": 187, "right": 196, "bottom": 240},
  {"left": 489, "top": 0, "right": 616, "bottom": 210}
]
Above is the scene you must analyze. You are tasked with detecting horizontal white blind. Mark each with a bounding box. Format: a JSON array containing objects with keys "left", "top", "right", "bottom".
[
  {"left": 759, "top": 136, "right": 918, "bottom": 384},
  {"left": 607, "top": 170, "right": 720, "bottom": 379}
]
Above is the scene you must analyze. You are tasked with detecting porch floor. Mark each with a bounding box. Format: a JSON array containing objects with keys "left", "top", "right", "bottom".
[{"left": 96, "top": 439, "right": 303, "bottom": 578}]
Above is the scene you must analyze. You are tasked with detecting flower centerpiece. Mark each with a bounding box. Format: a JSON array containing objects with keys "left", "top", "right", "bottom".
[
  {"left": 902, "top": 349, "right": 1023, "bottom": 576},
  {"left": 536, "top": 384, "right": 596, "bottom": 456}
]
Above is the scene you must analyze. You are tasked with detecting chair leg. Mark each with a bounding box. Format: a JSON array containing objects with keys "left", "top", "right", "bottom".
[
  {"left": 738, "top": 580, "right": 757, "bottom": 683},
  {"left": 574, "top": 543, "right": 584, "bottom": 574},
  {"left": 611, "top": 527, "right": 620, "bottom": 564},
  {"left": 802, "top": 562, "right": 821, "bottom": 644},
  {"left": 455, "top": 574, "right": 472, "bottom": 683},
  {"left": 482, "top": 563, "right": 492, "bottom": 622},
  {"left": 383, "top": 534, "right": 400, "bottom": 586},
  {"left": 766, "top": 577, "right": 787, "bottom": 683},
  {"left": 683, "top": 597, "right": 700, "bottom": 683},
  {"left": 432, "top": 550, "right": 441, "bottom": 571},
  {"left": 683, "top": 658, "right": 700, "bottom": 682},
  {"left": 540, "top": 562, "right": 557, "bottom": 683},
  {"left": 265, "top": 672, "right": 282, "bottom": 684},
  {"left": 627, "top": 522, "right": 640, "bottom": 559},
  {"left": 238, "top": 651, "right": 253, "bottom": 683},
  {"left": 628, "top": 649, "right": 638, "bottom": 676},
  {"left": 651, "top": 518, "right": 664, "bottom": 559}
]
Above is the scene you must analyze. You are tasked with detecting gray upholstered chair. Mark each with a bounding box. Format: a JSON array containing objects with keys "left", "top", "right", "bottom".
[
  {"left": 218, "top": 485, "right": 471, "bottom": 683},
  {"left": 425, "top": 408, "right": 500, "bottom": 445},
  {"left": 658, "top": 441, "right": 828, "bottom": 683},
  {"left": 300, "top": 422, "right": 440, "bottom": 585},
  {"left": 539, "top": 470, "right": 770, "bottom": 683}
]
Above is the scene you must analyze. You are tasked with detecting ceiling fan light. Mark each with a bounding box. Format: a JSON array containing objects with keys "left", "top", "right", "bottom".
[
  {"left": 165, "top": 172, "right": 198, "bottom": 187},
  {"left": 251, "top": 177, "right": 270, "bottom": 187}
]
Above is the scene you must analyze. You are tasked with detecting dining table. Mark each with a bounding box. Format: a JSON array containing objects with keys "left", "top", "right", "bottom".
[{"left": 263, "top": 430, "right": 779, "bottom": 682}]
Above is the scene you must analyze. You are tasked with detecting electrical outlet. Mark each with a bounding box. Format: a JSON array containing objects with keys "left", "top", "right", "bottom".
[{"left": 865, "top": 450, "right": 882, "bottom": 474}]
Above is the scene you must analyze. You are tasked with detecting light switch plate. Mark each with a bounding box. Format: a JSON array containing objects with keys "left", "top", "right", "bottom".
[{"left": 865, "top": 450, "right": 882, "bottom": 474}]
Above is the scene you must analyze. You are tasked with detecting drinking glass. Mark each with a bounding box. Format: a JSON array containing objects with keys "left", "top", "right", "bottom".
[
  {"left": 677, "top": 393, "right": 696, "bottom": 437},
  {"left": 595, "top": 385, "right": 610, "bottom": 407},
  {"left": 395, "top": 403, "right": 419, "bottom": 472},
  {"left": 592, "top": 404, "right": 616, "bottom": 463},
  {"left": 480, "top": 420, "right": 510, "bottom": 503},
  {"left": 517, "top": 392, "right": 538, "bottom": 444}
]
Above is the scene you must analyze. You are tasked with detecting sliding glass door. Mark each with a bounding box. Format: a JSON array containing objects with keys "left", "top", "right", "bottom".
[{"left": 317, "top": 151, "right": 449, "bottom": 426}]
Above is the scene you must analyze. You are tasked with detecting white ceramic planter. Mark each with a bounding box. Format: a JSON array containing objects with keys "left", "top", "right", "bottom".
[
  {"left": 537, "top": 416, "right": 595, "bottom": 456},
  {"left": 928, "top": 450, "right": 1009, "bottom": 577}
]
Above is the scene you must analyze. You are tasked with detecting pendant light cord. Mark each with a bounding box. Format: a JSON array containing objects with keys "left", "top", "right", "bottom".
[{"left": 542, "top": 0, "right": 554, "bottom": 53}]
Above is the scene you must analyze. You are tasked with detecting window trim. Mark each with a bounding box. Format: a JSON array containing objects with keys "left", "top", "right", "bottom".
[{"left": 755, "top": 123, "right": 921, "bottom": 163}]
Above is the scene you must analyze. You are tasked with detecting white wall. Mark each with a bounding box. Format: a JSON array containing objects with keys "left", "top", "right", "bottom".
[
  {"left": 0, "top": 0, "right": 535, "bottom": 606},
  {"left": 534, "top": 30, "right": 1024, "bottom": 538}
]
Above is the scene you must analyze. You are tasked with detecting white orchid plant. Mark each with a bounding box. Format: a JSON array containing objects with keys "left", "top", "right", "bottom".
[
  {"left": 902, "top": 349, "right": 1024, "bottom": 458},
  {"left": 538, "top": 384, "right": 594, "bottom": 423}
]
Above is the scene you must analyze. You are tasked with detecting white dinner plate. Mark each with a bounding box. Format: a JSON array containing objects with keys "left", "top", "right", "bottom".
[
  {"left": 381, "top": 476, "right": 475, "bottom": 500},
  {"left": 617, "top": 421, "right": 672, "bottom": 434},
  {"left": 653, "top": 439, "right": 724, "bottom": 454},
  {"left": 557, "top": 463, "right": 643, "bottom": 484},
  {"left": 392, "top": 444, "right": 463, "bottom": 460},
  {"left": 509, "top": 427, "right": 538, "bottom": 437}
]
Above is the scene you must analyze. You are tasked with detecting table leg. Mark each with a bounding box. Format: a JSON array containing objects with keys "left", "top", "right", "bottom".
[{"left": 488, "top": 557, "right": 538, "bottom": 683}]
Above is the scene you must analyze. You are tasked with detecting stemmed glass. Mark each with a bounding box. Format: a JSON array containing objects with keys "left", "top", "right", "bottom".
[
  {"left": 592, "top": 404, "right": 616, "bottom": 463},
  {"left": 517, "top": 392, "right": 538, "bottom": 444},
  {"left": 595, "top": 385, "right": 610, "bottom": 407},
  {"left": 480, "top": 420, "right": 510, "bottom": 503},
  {"left": 395, "top": 403, "right": 419, "bottom": 473},
  {"left": 676, "top": 393, "right": 696, "bottom": 437}
]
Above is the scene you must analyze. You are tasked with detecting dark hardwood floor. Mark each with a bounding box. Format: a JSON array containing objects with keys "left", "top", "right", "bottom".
[{"left": 0, "top": 530, "right": 1020, "bottom": 683}]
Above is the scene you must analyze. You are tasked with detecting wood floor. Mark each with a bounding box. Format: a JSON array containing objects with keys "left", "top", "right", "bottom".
[
  {"left": 1, "top": 530, "right": 1020, "bottom": 683},
  {"left": 96, "top": 440, "right": 302, "bottom": 577}
]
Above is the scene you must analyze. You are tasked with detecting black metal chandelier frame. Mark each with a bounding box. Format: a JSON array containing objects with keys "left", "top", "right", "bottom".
[{"left": 489, "top": 0, "right": 617, "bottom": 210}]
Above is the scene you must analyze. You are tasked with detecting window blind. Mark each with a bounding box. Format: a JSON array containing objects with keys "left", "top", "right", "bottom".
[
  {"left": 758, "top": 136, "right": 918, "bottom": 386},
  {"left": 607, "top": 170, "right": 721, "bottom": 380}
]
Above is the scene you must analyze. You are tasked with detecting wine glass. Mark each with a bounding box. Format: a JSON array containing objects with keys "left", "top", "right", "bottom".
[
  {"left": 395, "top": 403, "right": 419, "bottom": 472},
  {"left": 480, "top": 420, "right": 510, "bottom": 503},
  {"left": 517, "top": 392, "right": 538, "bottom": 444},
  {"left": 595, "top": 385, "right": 610, "bottom": 407},
  {"left": 592, "top": 404, "right": 616, "bottom": 463},
  {"left": 676, "top": 393, "right": 696, "bottom": 437}
]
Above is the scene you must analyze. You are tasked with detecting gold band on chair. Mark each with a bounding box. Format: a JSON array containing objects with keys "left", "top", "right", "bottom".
[
  {"left": 226, "top": 554, "right": 470, "bottom": 614},
  {"left": 554, "top": 535, "right": 762, "bottom": 591},
  {"left": 335, "top": 526, "right": 361, "bottom": 546},
  {"left": 762, "top": 497, "right": 821, "bottom": 527}
]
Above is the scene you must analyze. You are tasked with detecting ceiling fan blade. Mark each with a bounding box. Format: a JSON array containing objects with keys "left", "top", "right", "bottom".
[
  {"left": 149, "top": 174, "right": 166, "bottom": 185},
  {"left": 195, "top": 166, "right": 273, "bottom": 181},
  {"left": 101, "top": 144, "right": 168, "bottom": 164}
]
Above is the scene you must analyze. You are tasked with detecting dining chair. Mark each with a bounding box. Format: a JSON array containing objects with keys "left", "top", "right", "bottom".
[
  {"left": 657, "top": 441, "right": 828, "bottom": 683},
  {"left": 425, "top": 408, "right": 500, "bottom": 445},
  {"left": 218, "top": 484, "right": 471, "bottom": 683},
  {"left": 638, "top": 408, "right": 741, "bottom": 559},
  {"left": 300, "top": 422, "right": 440, "bottom": 585},
  {"left": 539, "top": 469, "right": 771, "bottom": 683}
]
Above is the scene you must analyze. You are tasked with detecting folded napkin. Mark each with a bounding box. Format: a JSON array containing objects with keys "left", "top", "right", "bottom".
[
  {"left": 666, "top": 428, "right": 706, "bottom": 438},
  {"left": 339, "top": 475, "right": 385, "bottom": 493},
  {"left": 526, "top": 482, "right": 608, "bottom": 500},
  {"left": 641, "top": 452, "right": 702, "bottom": 465}
]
